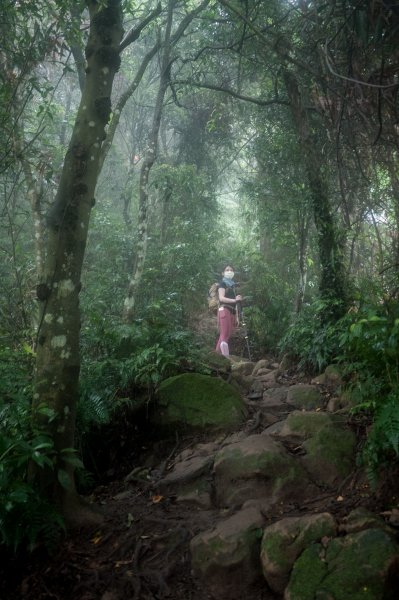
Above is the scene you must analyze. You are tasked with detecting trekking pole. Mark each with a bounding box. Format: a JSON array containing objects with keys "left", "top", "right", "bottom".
[{"left": 236, "top": 302, "right": 252, "bottom": 361}]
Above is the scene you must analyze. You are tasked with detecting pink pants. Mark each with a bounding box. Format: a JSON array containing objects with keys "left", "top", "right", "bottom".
[{"left": 216, "top": 307, "right": 235, "bottom": 355}]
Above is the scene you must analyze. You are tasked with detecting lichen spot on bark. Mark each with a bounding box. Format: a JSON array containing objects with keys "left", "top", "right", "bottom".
[
  {"left": 51, "top": 335, "right": 67, "bottom": 348},
  {"left": 124, "top": 296, "right": 135, "bottom": 310},
  {"left": 44, "top": 313, "right": 54, "bottom": 324},
  {"left": 57, "top": 316, "right": 64, "bottom": 324},
  {"left": 102, "top": 67, "right": 110, "bottom": 75},
  {"left": 58, "top": 279, "right": 75, "bottom": 296},
  {"left": 89, "top": 121, "right": 95, "bottom": 127},
  {"left": 60, "top": 349, "right": 71, "bottom": 359}
]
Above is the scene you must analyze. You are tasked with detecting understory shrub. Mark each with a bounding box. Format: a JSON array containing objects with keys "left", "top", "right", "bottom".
[
  {"left": 77, "top": 307, "right": 210, "bottom": 476},
  {"left": 278, "top": 300, "right": 353, "bottom": 373},
  {"left": 0, "top": 348, "right": 64, "bottom": 552},
  {"left": 338, "top": 304, "right": 399, "bottom": 479}
]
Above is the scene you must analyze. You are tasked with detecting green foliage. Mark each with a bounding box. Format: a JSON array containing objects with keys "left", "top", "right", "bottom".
[
  {"left": 361, "top": 392, "right": 399, "bottom": 484},
  {"left": 343, "top": 310, "right": 399, "bottom": 388},
  {"left": 0, "top": 347, "right": 33, "bottom": 422},
  {"left": 0, "top": 433, "right": 65, "bottom": 552},
  {"left": 279, "top": 300, "right": 352, "bottom": 372},
  {"left": 0, "top": 347, "right": 70, "bottom": 552},
  {"left": 338, "top": 303, "right": 399, "bottom": 478}
]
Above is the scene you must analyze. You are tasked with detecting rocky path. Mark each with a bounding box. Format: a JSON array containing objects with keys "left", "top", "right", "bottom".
[{"left": 2, "top": 357, "right": 399, "bottom": 600}]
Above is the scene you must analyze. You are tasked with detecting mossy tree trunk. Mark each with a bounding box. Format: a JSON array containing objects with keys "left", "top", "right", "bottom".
[
  {"left": 32, "top": 0, "right": 123, "bottom": 520},
  {"left": 284, "top": 70, "right": 347, "bottom": 320}
]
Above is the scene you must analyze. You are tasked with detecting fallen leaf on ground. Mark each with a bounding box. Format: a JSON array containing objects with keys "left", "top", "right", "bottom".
[{"left": 151, "top": 494, "right": 164, "bottom": 503}]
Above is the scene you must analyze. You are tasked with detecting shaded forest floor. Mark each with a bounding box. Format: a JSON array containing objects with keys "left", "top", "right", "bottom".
[{"left": 1, "top": 364, "right": 398, "bottom": 600}]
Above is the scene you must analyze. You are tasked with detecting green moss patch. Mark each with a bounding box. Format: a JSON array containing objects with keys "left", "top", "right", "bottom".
[
  {"left": 286, "top": 528, "right": 399, "bottom": 600},
  {"left": 156, "top": 373, "right": 246, "bottom": 431}
]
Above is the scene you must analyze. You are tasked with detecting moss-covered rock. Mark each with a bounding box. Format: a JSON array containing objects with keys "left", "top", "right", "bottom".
[
  {"left": 214, "top": 433, "right": 312, "bottom": 508},
  {"left": 230, "top": 370, "right": 254, "bottom": 394},
  {"left": 261, "top": 513, "right": 336, "bottom": 593},
  {"left": 324, "top": 364, "right": 343, "bottom": 385},
  {"left": 286, "top": 384, "right": 324, "bottom": 410},
  {"left": 204, "top": 351, "right": 231, "bottom": 375},
  {"left": 229, "top": 356, "right": 255, "bottom": 376},
  {"left": 302, "top": 424, "right": 356, "bottom": 486},
  {"left": 190, "top": 506, "right": 265, "bottom": 599},
  {"left": 285, "top": 528, "right": 399, "bottom": 600},
  {"left": 155, "top": 373, "right": 247, "bottom": 432},
  {"left": 312, "top": 365, "right": 343, "bottom": 388},
  {"left": 277, "top": 411, "right": 333, "bottom": 441}
]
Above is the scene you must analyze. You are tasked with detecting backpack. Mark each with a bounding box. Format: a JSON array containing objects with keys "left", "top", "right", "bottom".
[{"left": 207, "top": 282, "right": 219, "bottom": 312}]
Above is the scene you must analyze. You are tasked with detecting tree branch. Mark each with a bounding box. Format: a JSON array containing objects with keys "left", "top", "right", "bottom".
[
  {"left": 172, "top": 79, "right": 290, "bottom": 107},
  {"left": 218, "top": 0, "right": 319, "bottom": 78},
  {"left": 119, "top": 2, "right": 162, "bottom": 53}
]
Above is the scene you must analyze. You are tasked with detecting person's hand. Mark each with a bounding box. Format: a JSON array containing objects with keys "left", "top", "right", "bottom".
[{"left": 236, "top": 295, "right": 242, "bottom": 302}]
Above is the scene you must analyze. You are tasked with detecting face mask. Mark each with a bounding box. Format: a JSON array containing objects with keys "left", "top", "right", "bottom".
[{"left": 224, "top": 271, "right": 234, "bottom": 279}]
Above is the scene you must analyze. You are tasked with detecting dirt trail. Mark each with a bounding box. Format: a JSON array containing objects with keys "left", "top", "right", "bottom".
[{"left": 1, "top": 360, "right": 395, "bottom": 600}]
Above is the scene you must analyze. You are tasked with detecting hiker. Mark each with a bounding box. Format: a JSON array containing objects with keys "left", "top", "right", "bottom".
[{"left": 215, "top": 265, "right": 242, "bottom": 356}]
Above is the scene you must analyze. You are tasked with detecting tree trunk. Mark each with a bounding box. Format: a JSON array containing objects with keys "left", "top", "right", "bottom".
[
  {"left": 284, "top": 70, "right": 347, "bottom": 320},
  {"left": 123, "top": 0, "right": 175, "bottom": 322},
  {"left": 387, "top": 159, "right": 399, "bottom": 273},
  {"left": 295, "top": 210, "right": 310, "bottom": 314},
  {"left": 32, "top": 0, "right": 123, "bottom": 521}
]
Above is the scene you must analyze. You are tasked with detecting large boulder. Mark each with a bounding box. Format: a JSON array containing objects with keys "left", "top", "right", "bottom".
[
  {"left": 260, "top": 513, "right": 337, "bottom": 593},
  {"left": 285, "top": 528, "right": 399, "bottom": 600},
  {"left": 157, "top": 453, "right": 214, "bottom": 508},
  {"left": 190, "top": 506, "right": 265, "bottom": 599},
  {"left": 213, "top": 433, "right": 312, "bottom": 508},
  {"left": 155, "top": 373, "right": 247, "bottom": 432},
  {"left": 301, "top": 423, "right": 356, "bottom": 486},
  {"left": 271, "top": 410, "right": 357, "bottom": 488}
]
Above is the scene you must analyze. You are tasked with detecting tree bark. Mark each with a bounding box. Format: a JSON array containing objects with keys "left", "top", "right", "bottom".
[
  {"left": 32, "top": 0, "right": 123, "bottom": 520},
  {"left": 284, "top": 70, "right": 347, "bottom": 320}
]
